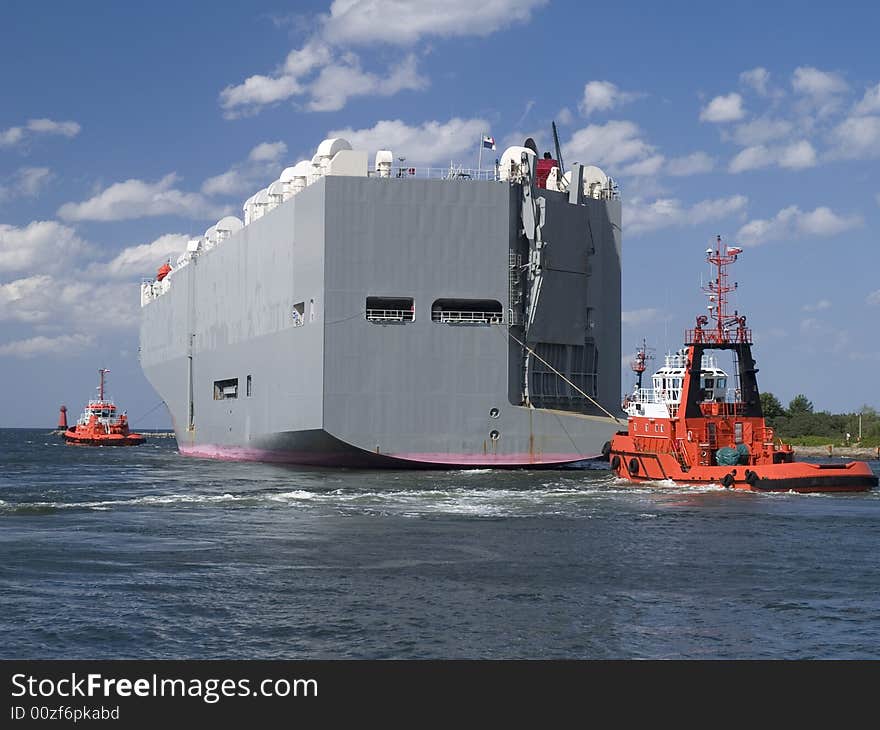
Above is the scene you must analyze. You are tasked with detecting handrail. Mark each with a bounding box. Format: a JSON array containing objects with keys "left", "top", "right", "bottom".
[
  {"left": 365, "top": 308, "right": 415, "bottom": 322},
  {"left": 431, "top": 310, "right": 504, "bottom": 324}
]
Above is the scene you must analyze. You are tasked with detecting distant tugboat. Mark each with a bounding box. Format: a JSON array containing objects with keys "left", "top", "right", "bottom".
[
  {"left": 61, "top": 369, "right": 145, "bottom": 446},
  {"left": 610, "top": 237, "right": 876, "bottom": 492}
]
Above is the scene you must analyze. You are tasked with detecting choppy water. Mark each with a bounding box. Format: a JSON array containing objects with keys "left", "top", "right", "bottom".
[{"left": 1, "top": 428, "right": 878, "bottom": 659}]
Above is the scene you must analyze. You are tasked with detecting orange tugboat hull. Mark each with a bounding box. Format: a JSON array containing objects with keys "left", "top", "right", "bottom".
[
  {"left": 610, "top": 434, "right": 877, "bottom": 493},
  {"left": 64, "top": 429, "right": 145, "bottom": 446}
]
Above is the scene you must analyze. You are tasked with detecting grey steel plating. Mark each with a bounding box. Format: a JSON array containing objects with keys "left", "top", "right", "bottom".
[{"left": 139, "top": 166, "right": 623, "bottom": 467}]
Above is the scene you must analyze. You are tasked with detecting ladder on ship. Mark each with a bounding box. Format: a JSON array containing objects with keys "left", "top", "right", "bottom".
[{"left": 672, "top": 438, "right": 690, "bottom": 469}]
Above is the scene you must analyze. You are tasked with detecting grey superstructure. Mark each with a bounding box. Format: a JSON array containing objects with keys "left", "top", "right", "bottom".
[{"left": 139, "top": 139, "right": 623, "bottom": 467}]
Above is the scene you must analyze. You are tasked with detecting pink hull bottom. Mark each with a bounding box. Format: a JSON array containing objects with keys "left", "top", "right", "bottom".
[{"left": 178, "top": 443, "right": 600, "bottom": 469}]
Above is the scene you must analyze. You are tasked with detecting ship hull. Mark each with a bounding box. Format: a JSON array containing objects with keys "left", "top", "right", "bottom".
[
  {"left": 610, "top": 438, "right": 877, "bottom": 492},
  {"left": 64, "top": 431, "right": 145, "bottom": 447},
  {"left": 140, "top": 175, "right": 623, "bottom": 469}
]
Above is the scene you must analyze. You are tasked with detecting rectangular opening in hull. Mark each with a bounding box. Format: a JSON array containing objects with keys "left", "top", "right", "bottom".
[
  {"left": 431, "top": 298, "right": 503, "bottom": 324},
  {"left": 214, "top": 378, "right": 239, "bottom": 400},
  {"left": 366, "top": 296, "right": 415, "bottom": 323}
]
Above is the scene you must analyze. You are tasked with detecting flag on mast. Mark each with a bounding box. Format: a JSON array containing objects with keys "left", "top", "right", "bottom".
[{"left": 482, "top": 135, "right": 496, "bottom": 150}]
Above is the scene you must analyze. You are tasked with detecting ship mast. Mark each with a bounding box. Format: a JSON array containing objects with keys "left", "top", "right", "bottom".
[
  {"left": 98, "top": 368, "right": 110, "bottom": 401},
  {"left": 688, "top": 235, "right": 750, "bottom": 345},
  {"left": 630, "top": 338, "right": 654, "bottom": 390}
]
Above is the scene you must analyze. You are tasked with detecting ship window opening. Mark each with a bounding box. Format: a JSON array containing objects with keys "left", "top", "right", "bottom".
[
  {"left": 292, "top": 302, "right": 305, "bottom": 327},
  {"left": 490, "top": 430, "right": 500, "bottom": 441},
  {"left": 431, "top": 298, "right": 503, "bottom": 324},
  {"left": 213, "top": 378, "right": 239, "bottom": 400},
  {"left": 246, "top": 375, "right": 252, "bottom": 397},
  {"left": 309, "top": 298, "right": 316, "bottom": 322},
  {"left": 366, "top": 296, "right": 415, "bottom": 323},
  {"left": 489, "top": 408, "right": 500, "bottom": 418}
]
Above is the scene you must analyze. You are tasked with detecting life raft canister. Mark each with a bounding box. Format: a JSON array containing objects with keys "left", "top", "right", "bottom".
[{"left": 156, "top": 262, "right": 172, "bottom": 281}]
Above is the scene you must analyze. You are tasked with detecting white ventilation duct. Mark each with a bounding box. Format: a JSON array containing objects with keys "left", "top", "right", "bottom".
[
  {"left": 267, "top": 180, "right": 285, "bottom": 211},
  {"left": 375, "top": 150, "right": 393, "bottom": 178},
  {"left": 580, "top": 165, "right": 609, "bottom": 199},
  {"left": 499, "top": 146, "right": 537, "bottom": 183},
  {"left": 252, "top": 188, "right": 270, "bottom": 220},
  {"left": 215, "top": 216, "right": 244, "bottom": 242},
  {"left": 311, "top": 137, "right": 353, "bottom": 181},
  {"left": 203, "top": 225, "right": 219, "bottom": 250},
  {"left": 242, "top": 194, "right": 256, "bottom": 225}
]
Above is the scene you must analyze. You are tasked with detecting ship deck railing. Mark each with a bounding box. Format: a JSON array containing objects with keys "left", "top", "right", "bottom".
[
  {"left": 365, "top": 308, "right": 415, "bottom": 322},
  {"left": 369, "top": 166, "right": 500, "bottom": 181},
  {"left": 431, "top": 310, "right": 504, "bottom": 324}
]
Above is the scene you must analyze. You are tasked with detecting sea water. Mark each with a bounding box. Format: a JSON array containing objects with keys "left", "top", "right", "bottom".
[{"left": 1, "top": 428, "right": 878, "bottom": 659}]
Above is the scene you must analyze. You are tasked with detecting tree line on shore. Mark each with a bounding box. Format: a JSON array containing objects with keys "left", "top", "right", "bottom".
[{"left": 760, "top": 393, "right": 880, "bottom": 446}]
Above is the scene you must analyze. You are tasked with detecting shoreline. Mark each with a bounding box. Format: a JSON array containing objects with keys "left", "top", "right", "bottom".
[{"left": 793, "top": 444, "right": 880, "bottom": 459}]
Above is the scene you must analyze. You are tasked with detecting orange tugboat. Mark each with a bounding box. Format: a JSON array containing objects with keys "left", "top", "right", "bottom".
[
  {"left": 61, "top": 369, "right": 145, "bottom": 446},
  {"left": 610, "top": 237, "right": 876, "bottom": 493}
]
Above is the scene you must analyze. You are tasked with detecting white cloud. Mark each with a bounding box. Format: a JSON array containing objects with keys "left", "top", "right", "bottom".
[
  {"left": 0, "top": 221, "right": 89, "bottom": 273},
  {"left": 700, "top": 93, "right": 745, "bottom": 123},
  {"left": 248, "top": 141, "right": 288, "bottom": 162},
  {"left": 666, "top": 151, "right": 714, "bottom": 176},
  {"left": 0, "top": 274, "right": 92, "bottom": 324},
  {"left": 579, "top": 81, "right": 639, "bottom": 116},
  {"left": 802, "top": 299, "right": 831, "bottom": 312},
  {"left": 792, "top": 66, "right": 848, "bottom": 98},
  {"left": 58, "top": 174, "right": 229, "bottom": 222},
  {"left": 854, "top": 82, "right": 880, "bottom": 115},
  {"left": 307, "top": 54, "right": 427, "bottom": 112},
  {"left": 0, "top": 333, "right": 94, "bottom": 359},
  {"left": 729, "top": 117, "right": 793, "bottom": 146},
  {"left": 621, "top": 154, "right": 664, "bottom": 177},
  {"left": 219, "top": 75, "right": 302, "bottom": 115},
  {"left": 564, "top": 120, "right": 654, "bottom": 169},
  {"left": 202, "top": 142, "right": 290, "bottom": 197},
  {"left": 0, "top": 166, "right": 53, "bottom": 200},
  {"left": 737, "top": 205, "right": 862, "bottom": 245},
  {"left": 320, "top": 0, "right": 548, "bottom": 45},
  {"left": 626, "top": 194, "right": 747, "bottom": 235},
  {"left": 728, "top": 140, "right": 816, "bottom": 173},
  {"left": 778, "top": 140, "right": 817, "bottom": 168},
  {"left": 827, "top": 115, "right": 880, "bottom": 159},
  {"left": 792, "top": 67, "right": 848, "bottom": 117},
  {"left": 555, "top": 107, "right": 574, "bottom": 126},
  {"left": 328, "top": 117, "right": 488, "bottom": 164},
  {"left": 0, "top": 118, "right": 81, "bottom": 147},
  {"left": 866, "top": 290, "right": 880, "bottom": 306},
  {"left": 740, "top": 67, "right": 770, "bottom": 95},
  {"left": 728, "top": 145, "right": 771, "bottom": 173},
  {"left": 221, "top": 1, "right": 545, "bottom": 116},
  {"left": 622, "top": 308, "right": 662, "bottom": 326},
  {"left": 94, "top": 233, "right": 191, "bottom": 279}
]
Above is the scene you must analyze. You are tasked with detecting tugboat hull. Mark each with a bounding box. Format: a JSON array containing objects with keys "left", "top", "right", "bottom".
[
  {"left": 610, "top": 436, "right": 877, "bottom": 493},
  {"left": 64, "top": 429, "right": 145, "bottom": 447}
]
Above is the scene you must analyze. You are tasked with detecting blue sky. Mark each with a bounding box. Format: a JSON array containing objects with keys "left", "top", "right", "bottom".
[{"left": 2, "top": 0, "right": 879, "bottom": 427}]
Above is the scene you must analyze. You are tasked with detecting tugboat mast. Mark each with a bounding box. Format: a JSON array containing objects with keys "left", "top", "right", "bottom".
[
  {"left": 630, "top": 338, "right": 654, "bottom": 390},
  {"left": 690, "top": 235, "right": 749, "bottom": 345},
  {"left": 98, "top": 368, "right": 110, "bottom": 401}
]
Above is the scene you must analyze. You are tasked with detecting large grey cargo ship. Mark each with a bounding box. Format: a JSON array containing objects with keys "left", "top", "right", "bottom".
[{"left": 139, "top": 136, "right": 623, "bottom": 467}]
